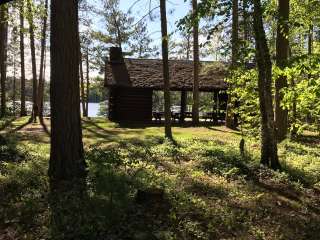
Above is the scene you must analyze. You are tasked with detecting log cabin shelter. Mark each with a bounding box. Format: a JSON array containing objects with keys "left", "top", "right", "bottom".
[{"left": 104, "top": 47, "right": 229, "bottom": 123}]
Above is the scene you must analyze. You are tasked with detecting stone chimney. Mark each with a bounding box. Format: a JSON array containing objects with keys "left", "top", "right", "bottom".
[
  {"left": 105, "top": 47, "right": 130, "bottom": 87},
  {"left": 109, "top": 47, "right": 124, "bottom": 64}
]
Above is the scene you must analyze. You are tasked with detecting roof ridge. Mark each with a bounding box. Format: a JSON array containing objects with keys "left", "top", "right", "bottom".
[
  {"left": 105, "top": 57, "right": 228, "bottom": 91},
  {"left": 124, "top": 58, "right": 227, "bottom": 64}
]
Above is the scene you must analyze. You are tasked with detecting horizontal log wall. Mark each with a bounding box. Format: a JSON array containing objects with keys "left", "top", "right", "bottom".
[{"left": 109, "top": 87, "right": 153, "bottom": 122}]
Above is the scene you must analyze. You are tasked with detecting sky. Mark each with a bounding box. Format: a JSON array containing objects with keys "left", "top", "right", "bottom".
[
  {"left": 7, "top": 0, "right": 192, "bottom": 81},
  {"left": 16, "top": 0, "right": 221, "bottom": 81},
  {"left": 119, "top": 0, "right": 190, "bottom": 43},
  {"left": 89, "top": 0, "right": 191, "bottom": 48}
]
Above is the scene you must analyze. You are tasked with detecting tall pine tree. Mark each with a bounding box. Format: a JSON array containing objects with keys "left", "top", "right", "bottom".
[{"left": 49, "top": 0, "right": 86, "bottom": 182}]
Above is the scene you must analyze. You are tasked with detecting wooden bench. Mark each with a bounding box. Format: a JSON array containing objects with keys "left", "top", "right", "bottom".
[
  {"left": 202, "top": 112, "right": 215, "bottom": 122},
  {"left": 171, "top": 112, "right": 181, "bottom": 122},
  {"left": 153, "top": 112, "right": 164, "bottom": 122}
]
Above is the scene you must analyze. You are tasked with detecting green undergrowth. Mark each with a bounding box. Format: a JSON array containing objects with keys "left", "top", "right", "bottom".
[
  {"left": 0, "top": 118, "right": 319, "bottom": 239},
  {"left": 279, "top": 138, "right": 320, "bottom": 186}
]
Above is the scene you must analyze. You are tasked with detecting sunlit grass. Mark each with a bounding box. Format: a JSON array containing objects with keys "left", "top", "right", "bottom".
[{"left": 0, "top": 117, "right": 319, "bottom": 239}]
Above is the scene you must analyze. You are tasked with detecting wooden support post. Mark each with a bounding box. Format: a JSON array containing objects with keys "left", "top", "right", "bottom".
[
  {"left": 108, "top": 88, "right": 117, "bottom": 121},
  {"left": 214, "top": 90, "right": 220, "bottom": 124},
  {"left": 180, "top": 90, "right": 187, "bottom": 123}
]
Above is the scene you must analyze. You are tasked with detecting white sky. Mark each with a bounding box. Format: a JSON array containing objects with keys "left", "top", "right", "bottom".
[
  {"left": 90, "top": 0, "right": 191, "bottom": 45},
  {"left": 9, "top": 0, "right": 222, "bottom": 81}
]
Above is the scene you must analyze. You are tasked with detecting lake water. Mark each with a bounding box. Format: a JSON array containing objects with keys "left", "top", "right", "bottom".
[
  {"left": 13, "top": 101, "right": 105, "bottom": 117},
  {"left": 87, "top": 103, "right": 101, "bottom": 117}
]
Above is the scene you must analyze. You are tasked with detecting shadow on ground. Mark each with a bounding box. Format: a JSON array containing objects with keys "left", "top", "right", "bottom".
[{"left": 0, "top": 118, "right": 320, "bottom": 239}]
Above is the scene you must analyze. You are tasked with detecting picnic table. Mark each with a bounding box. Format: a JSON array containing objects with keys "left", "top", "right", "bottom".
[
  {"left": 153, "top": 111, "right": 221, "bottom": 123},
  {"left": 185, "top": 111, "right": 192, "bottom": 118},
  {"left": 202, "top": 112, "right": 215, "bottom": 122},
  {"left": 153, "top": 111, "right": 182, "bottom": 122},
  {"left": 153, "top": 111, "right": 164, "bottom": 122}
]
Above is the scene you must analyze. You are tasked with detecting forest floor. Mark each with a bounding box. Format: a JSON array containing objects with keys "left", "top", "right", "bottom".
[{"left": 0, "top": 117, "right": 320, "bottom": 240}]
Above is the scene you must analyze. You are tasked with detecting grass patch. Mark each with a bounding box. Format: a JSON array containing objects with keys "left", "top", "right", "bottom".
[{"left": 0, "top": 118, "right": 319, "bottom": 239}]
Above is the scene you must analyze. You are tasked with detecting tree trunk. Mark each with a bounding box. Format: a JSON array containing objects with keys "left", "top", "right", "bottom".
[
  {"left": 0, "top": 5, "right": 8, "bottom": 118},
  {"left": 226, "top": 0, "right": 239, "bottom": 129},
  {"left": 243, "top": 0, "right": 249, "bottom": 42},
  {"left": 13, "top": 52, "right": 16, "bottom": 116},
  {"left": 27, "top": 0, "right": 38, "bottom": 122},
  {"left": 19, "top": 2, "right": 26, "bottom": 116},
  {"left": 12, "top": 26, "right": 18, "bottom": 116},
  {"left": 287, "top": 46, "right": 297, "bottom": 137},
  {"left": 186, "top": 34, "right": 191, "bottom": 60},
  {"left": 180, "top": 32, "right": 190, "bottom": 124},
  {"left": 160, "top": 0, "right": 173, "bottom": 140},
  {"left": 85, "top": 46, "right": 89, "bottom": 117},
  {"left": 38, "top": 0, "right": 48, "bottom": 121},
  {"left": 79, "top": 51, "right": 86, "bottom": 116},
  {"left": 253, "top": 0, "right": 281, "bottom": 170},
  {"left": 308, "top": 24, "right": 313, "bottom": 55},
  {"left": 275, "top": 0, "right": 289, "bottom": 142},
  {"left": 49, "top": 0, "right": 86, "bottom": 181},
  {"left": 231, "top": 0, "right": 239, "bottom": 65},
  {"left": 192, "top": 0, "right": 199, "bottom": 125},
  {"left": 290, "top": 78, "right": 298, "bottom": 137},
  {"left": 180, "top": 90, "right": 187, "bottom": 123},
  {"left": 214, "top": 90, "right": 220, "bottom": 124}
]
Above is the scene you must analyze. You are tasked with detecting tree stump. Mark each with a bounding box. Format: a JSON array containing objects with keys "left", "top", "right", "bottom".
[{"left": 135, "top": 188, "right": 165, "bottom": 205}]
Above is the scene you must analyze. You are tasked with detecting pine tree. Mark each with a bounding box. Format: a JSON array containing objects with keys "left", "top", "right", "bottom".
[
  {"left": 0, "top": 5, "right": 8, "bottom": 118},
  {"left": 226, "top": 0, "right": 239, "bottom": 129},
  {"left": 38, "top": 0, "right": 49, "bottom": 122},
  {"left": 160, "top": 0, "right": 173, "bottom": 140},
  {"left": 26, "top": 0, "right": 38, "bottom": 122},
  {"left": 192, "top": 0, "right": 200, "bottom": 125},
  {"left": 19, "top": 0, "right": 26, "bottom": 116},
  {"left": 49, "top": 0, "right": 86, "bottom": 181}
]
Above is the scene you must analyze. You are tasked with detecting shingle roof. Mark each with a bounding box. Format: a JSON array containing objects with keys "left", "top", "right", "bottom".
[{"left": 105, "top": 58, "right": 228, "bottom": 91}]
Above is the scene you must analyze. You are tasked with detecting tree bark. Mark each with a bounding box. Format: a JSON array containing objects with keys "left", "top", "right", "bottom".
[
  {"left": 214, "top": 90, "right": 220, "bottom": 124},
  {"left": 13, "top": 65, "right": 16, "bottom": 115},
  {"left": 160, "top": 0, "right": 173, "bottom": 140},
  {"left": 231, "top": 0, "right": 239, "bottom": 65},
  {"left": 12, "top": 26, "right": 18, "bottom": 116},
  {"left": 0, "top": 5, "right": 8, "bottom": 118},
  {"left": 253, "top": 0, "right": 281, "bottom": 170},
  {"left": 49, "top": 0, "right": 86, "bottom": 181},
  {"left": 290, "top": 78, "right": 298, "bottom": 137},
  {"left": 275, "top": 0, "right": 289, "bottom": 142},
  {"left": 19, "top": 2, "right": 26, "bottom": 116},
  {"left": 192, "top": 0, "right": 199, "bottom": 125},
  {"left": 79, "top": 51, "right": 86, "bottom": 116},
  {"left": 180, "top": 90, "right": 187, "bottom": 123},
  {"left": 287, "top": 46, "right": 297, "bottom": 137},
  {"left": 27, "top": 0, "right": 38, "bottom": 122},
  {"left": 38, "top": 0, "right": 48, "bottom": 121},
  {"left": 186, "top": 34, "right": 191, "bottom": 60},
  {"left": 243, "top": 0, "right": 249, "bottom": 42},
  {"left": 85, "top": 46, "right": 89, "bottom": 117},
  {"left": 226, "top": 0, "right": 239, "bottom": 129},
  {"left": 180, "top": 31, "right": 190, "bottom": 124},
  {"left": 308, "top": 24, "right": 313, "bottom": 55}
]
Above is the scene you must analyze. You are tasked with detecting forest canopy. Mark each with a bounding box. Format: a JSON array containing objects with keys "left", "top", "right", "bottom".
[{"left": 0, "top": 0, "right": 319, "bottom": 239}]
